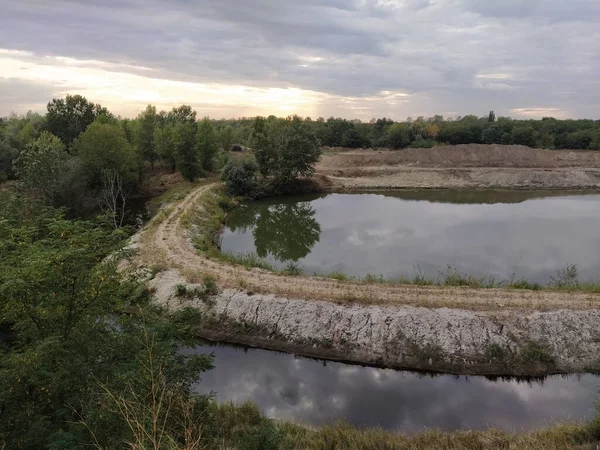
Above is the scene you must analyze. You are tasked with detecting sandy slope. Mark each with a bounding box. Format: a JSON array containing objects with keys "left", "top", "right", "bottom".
[{"left": 318, "top": 145, "right": 600, "bottom": 189}]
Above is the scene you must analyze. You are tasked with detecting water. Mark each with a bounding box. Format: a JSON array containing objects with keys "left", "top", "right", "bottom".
[
  {"left": 189, "top": 343, "right": 600, "bottom": 432},
  {"left": 221, "top": 190, "right": 600, "bottom": 283}
]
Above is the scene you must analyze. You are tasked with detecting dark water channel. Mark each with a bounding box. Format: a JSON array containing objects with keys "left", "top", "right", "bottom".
[
  {"left": 189, "top": 343, "right": 600, "bottom": 432},
  {"left": 221, "top": 190, "right": 600, "bottom": 283}
]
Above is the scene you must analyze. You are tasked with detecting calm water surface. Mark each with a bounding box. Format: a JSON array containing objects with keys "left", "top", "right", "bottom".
[
  {"left": 221, "top": 190, "right": 600, "bottom": 282},
  {"left": 189, "top": 343, "right": 600, "bottom": 432}
]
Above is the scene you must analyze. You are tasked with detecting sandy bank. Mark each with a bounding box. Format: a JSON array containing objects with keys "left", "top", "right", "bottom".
[
  {"left": 318, "top": 145, "right": 600, "bottom": 190},
  {"left": 120, "top": 179, "right": 600, "bottom": 375}
]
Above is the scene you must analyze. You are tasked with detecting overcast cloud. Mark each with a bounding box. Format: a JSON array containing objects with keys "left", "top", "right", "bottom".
[{"left": 1, "top": 0, "right": 599, "bottom": 118}]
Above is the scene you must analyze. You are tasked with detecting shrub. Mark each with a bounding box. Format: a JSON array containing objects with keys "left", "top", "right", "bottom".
[
  {"left": 222, "top": 158, "right": 259, "bottom": 196},
  {"left": 202, "top": 274, "right": 219, "bottom": 295}
]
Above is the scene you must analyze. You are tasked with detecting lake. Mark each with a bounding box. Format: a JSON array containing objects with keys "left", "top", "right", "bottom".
[
  {"left": 221, "top": 190, "right": 600, "bottom": 283},
  {"left": 189, "top": 343, "right": 600, "bottom": 432}
]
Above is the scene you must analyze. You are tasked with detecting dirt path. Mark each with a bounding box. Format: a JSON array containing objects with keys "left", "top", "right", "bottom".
[{"left": 136, "top": 183, "right": 600, "bottom": 313}]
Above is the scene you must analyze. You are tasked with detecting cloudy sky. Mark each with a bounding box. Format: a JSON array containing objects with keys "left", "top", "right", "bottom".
[{"left": 1, "top": 0, "right": 599, "bottom": 119}]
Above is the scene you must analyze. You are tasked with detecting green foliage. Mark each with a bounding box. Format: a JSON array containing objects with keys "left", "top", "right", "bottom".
[
  {"left": 174, "top": 121, "right": 201, "bottom": 181},
  {"left": 153, "top": 125, "right": 176, "bottom": 171},
  {"left": 251, "top": 116, "right": 321, "bottom": 184},
  {"left": 219, "top": 125, "right": 235, "bottom": 151},
  {"left": 222, "top": 158, "right": 259, "bottom": 196},
  {"left": 519, "top": 341, "right": 555, "bottom": 365},
  {"left": 46, "top": 95, "right": 111, "bottom": 149},
  {"left": 196, "top": 117, "right": 219, "bottom": 172},
  {"left": 387, "top": 122, "right": 411, "bottom": 149},
  {"left": 73, "top": 121, "right": 141, "bottom": 191},
  {"left": 511, "top": 125, "right": 536, "bottom": 147},
  {"left": 202, "top": 274, "right": 219, "bottom": 295},
  {"left": 481, "top": 124, "right": 505, "bottom": 144},
  {"left": 135, "top": 104, "right": 158, "bottom": 168},
  {"left": 12, "top": 131, "right": 67, "bottom": 201},
  {"left": 0, "top": 194, "right": 212, "bottom": 449},
  {"left": 0, "top": 137, "right": 18, "bottom": 181}
]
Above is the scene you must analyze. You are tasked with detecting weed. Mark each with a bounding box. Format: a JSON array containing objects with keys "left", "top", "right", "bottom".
[
  {"left": 282, "top": 261, "right": 303, "bottom": 276},
  {"left": 363, "top": 273, "right": 385, "bottom": 284},
  {"left": 550, "top": 264, "right": 579, "bottom": 289},
  {"left": 202, "top": 274, "right": 219, "bottom": 295},
  {"left": 218, "top": 197, "right": 236, "bottom": 212},
  {"left": 519, "top": 341, "right": 555, "bottom": 365},
  {"left": 327, "top": 271, "right": 351, "bottom": 281},
  {"left": 485, "top": 343, "right": 508, "bottom": 361},
  {"left": 175, "top": 284, "right": 189, "bottom": 298}
]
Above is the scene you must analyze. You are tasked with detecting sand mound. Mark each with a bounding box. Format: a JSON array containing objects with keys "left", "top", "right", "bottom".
[{"left": 320, "top": 144, "right": 600, "bottom": 169}]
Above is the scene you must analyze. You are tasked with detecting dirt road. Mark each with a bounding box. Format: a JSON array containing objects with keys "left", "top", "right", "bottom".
[
  {"left": 135, "top": 183, "right": 600, "bottom": 313},
  {"left": 125, "top": 182, "right": 600, "bottom": 375}
]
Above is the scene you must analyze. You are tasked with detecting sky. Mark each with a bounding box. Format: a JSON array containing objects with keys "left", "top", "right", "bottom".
[{"left": 1, "top": 0, "right": 599, "bottom": 120}]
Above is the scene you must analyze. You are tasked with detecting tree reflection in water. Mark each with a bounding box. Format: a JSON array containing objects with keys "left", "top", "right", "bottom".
[{"left": 226, "top": 200, "right": 321, "bottom": 263}]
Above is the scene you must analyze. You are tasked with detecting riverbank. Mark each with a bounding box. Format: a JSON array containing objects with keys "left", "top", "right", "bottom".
[
  {"left": 121, "top": 181, "right": 600, "bottom": 376},
  {"left": 206, "top": 401, "right": 600, "bottom": 450},
  {"left": 318, "top": 145, "right": 600, "bottom": 190}
]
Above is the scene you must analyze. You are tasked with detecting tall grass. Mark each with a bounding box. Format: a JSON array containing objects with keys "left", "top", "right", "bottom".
[{"left": 206, "top": 402, "right": 600, "bottom": 450}]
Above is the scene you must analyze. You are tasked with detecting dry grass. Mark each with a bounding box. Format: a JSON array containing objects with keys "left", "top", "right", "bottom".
[
  {"left": 131, "top": 182, "right": 600, "bottom": 312},
  {"left": 208, "top": 402, "right": 600, "bottom": 450}
]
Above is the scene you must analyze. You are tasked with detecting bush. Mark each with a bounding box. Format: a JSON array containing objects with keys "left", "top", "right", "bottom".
[{"left": 222, "top": 158, "right": 259, "bottom": 196}]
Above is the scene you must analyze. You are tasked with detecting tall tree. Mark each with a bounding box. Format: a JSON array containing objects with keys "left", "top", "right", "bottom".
[
  {"left": 136, "top": 105, "right": 158, "bottom": 169},
  {"left": 196, "top": 118, "right": 219, "bottom": 172},
  {"left": 153, "top": 125, "right": 176, "bottom": 171},
  {"left": 12, "top": 132, "right": 67, "bottom": 202},
  {"left": 73, "top": 121, "right": 140, "bottom": 191},
  {"left": 173, "top": 122, "right": 200, "bottom": 181},
  {"left": 219, "top": 125, "right": 235, "bottom": 151},
  {"left": 46, "top": 95, "right": 111, "bottom": 150}
]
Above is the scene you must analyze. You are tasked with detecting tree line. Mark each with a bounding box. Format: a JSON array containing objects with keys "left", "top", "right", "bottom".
[{"left": 2, "top": 96, "right": 600, "bottom": 217}]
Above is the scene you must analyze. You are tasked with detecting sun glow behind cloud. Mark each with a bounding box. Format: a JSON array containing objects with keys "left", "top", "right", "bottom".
[
  {"left": 0, "top": 49, "right": 418, "bottom": 118},
  {"left": 0, "top": 51, "right": 332, "bottom": 117}
]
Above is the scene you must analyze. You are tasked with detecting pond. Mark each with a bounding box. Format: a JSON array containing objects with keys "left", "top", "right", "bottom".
[
  {"left": 221, "top": 190, "right": 600, "bottom": 283},
  {"left": 189, "top": 343, "right": 600, "bottom": 432}
]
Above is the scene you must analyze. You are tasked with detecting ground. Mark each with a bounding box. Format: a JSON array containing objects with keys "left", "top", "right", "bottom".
[
  {"left": 318, "top": 144, "right": 600, "bottom": 190},
  {"left": 122, "top": 144, "right": 600, "bottom": 376}
]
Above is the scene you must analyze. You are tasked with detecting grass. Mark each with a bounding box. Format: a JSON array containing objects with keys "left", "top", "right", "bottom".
[
  {"left": 172, "top": 183, "right": 600, "bottom": 297},
  {"left": 174, "top": 274, "right": 220, "bottom": 303},
  {"left": 316, "top": 264, "right": 600, "bottom": 294},
  {"left": 204, "top": 401, "right": 600, "bottom": 450},
  {"left": 145, "top": 181, "right": 197, "bottom": 217}
]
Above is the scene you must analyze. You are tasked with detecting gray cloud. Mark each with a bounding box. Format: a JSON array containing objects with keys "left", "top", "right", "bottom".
[{"left": 0, "top": 0, "right": 599, "bottom": 118}]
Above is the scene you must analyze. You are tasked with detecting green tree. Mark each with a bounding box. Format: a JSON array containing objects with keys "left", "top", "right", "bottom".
[
  {"left": 174, "top": 122, "right": 201, "bottom": 181},
  {"left": 196, "top": 118, "right": 219, "bottom": 172},
  {"left": 219, "top": 125, "right": 235, "bottom": 151},
  {"left": 0, "top": 137, "right": 18, "bottom": 181},
  {"left": 481, "top": 124, "right": 504, "bottom": 144},
  {"left": 222, "top": 158, "right": 259, "bottom": 196},
  {"left": 511, "top": 125, "right": 536, "bottom": 147},
  {"left": 387, "top": 123, "right": 411, "bottom": 149},
  {"left": 136, "top": 105, "right": 158, "bottom": 169},
  {"left": 73, "top": 121, "right": 140, "bottom": 191},
  {"left": 488, "top": 110, "right": 496, "bottom": 122},
  {"left": 277, "top": 117, "right": 321, "bottom": 181},
  {"left": 0, "top": 195, "right": 213, "bottom": 449},
  {"left": 154, "top": 125, "right": 176, "bottom": 171},
  {"left": 46, "top": 95, "right": 111, "bottom": 150},
  {"left": 251, "top": 116, "right": 321, "bottom": 184},
  {"left": 12, "top": 132, "right": 68, "bottom": 201}
]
